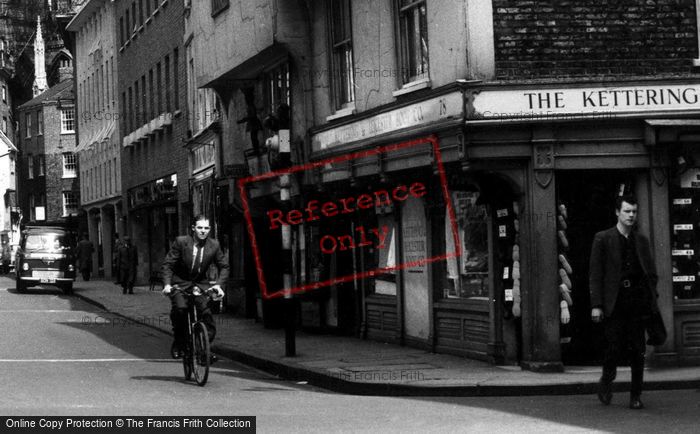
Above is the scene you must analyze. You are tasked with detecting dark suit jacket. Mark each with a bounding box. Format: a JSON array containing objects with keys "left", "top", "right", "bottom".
[
  {"left": 161, "top": 236, "right": 230, "bottom": 287},
  {"left": 589, "top": 226, "right": 659, "bottom": 317}
]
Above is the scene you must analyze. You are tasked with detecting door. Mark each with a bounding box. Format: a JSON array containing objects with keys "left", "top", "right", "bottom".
[{"left": 557, "top": 170, "right": 634, "bottom": 365}]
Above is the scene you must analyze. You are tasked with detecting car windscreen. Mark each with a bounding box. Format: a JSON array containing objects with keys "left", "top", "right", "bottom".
[{"left": 23, "top": 233, "right": 73, "bottom": 252}]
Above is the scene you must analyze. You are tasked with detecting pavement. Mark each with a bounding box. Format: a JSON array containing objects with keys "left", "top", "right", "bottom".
[{"left": 70, "top": 278, "right": 700, "bottom": 397}]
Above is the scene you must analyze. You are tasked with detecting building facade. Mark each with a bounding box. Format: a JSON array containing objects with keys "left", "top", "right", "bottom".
[
  {"left": 16, "top": 78, "right": 79, "bottom": 227},
  {"left": 296, "top": 0, "right": 700, "bottom": 369},
  {"left": 115, "top": 0, "right": 188, "bottom": 284},
  {"left": 185, "top": 0, "right": 314, "bottom": 319},
  {"left": 67, "top": 0, "right": 121, "bottom": 279}
]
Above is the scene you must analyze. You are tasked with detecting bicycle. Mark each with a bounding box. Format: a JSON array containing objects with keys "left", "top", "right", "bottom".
[{"left": 168, "top": 283, "right": 216, "bottom": 386}]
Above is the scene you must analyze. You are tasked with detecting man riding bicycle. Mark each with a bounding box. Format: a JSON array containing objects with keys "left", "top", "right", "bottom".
[{"left": 162, "top": 215, "right": 229, "bottom": 361}]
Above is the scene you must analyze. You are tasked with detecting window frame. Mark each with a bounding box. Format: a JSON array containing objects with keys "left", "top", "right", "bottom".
[
  {"left": 38, "top": 154, "right": 45, "bottom": 177},
  {"left": 62, "top": 191, "right": 79, "bottom": 217},
  {"left": 327, "top": 0, "right": 356, "bottom": 113},
  {"left": 37, "top": 111, "right": 43, "bottom": 136},
  {"left": 62, "top": 153, "right": 77, "bottom": 179},
  {"left": 25, "top": 112, "right": 31, "bottom": 138},
  {"left": 394, "top": 0, "right": 430, "bottom": 88},
  {"left": 60, "top": 108, "right": 75, "bottom": 134},
  {"left": 27, "top": 154, "right": 34, "bottom": 180}
]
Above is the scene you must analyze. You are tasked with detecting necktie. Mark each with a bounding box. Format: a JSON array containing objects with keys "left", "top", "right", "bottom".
[{"left": 192, "top": 244, "right": 202, "bottom": 275}]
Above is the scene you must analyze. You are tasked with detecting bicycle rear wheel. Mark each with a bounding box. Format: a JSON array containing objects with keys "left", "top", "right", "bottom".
[{"left": 192, "top": 322, "right": 210, "bottom": 386}]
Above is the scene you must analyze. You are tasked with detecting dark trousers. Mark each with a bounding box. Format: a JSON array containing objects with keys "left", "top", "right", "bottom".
[
  {"left": 601, "top": 289, "right": 648, "bottom": 397},
  {"left": 119, "top": 269, "right": 134, "bottom": 293},
  {"left": 169, "top": 289, "right": 216, "bottom": 348}
]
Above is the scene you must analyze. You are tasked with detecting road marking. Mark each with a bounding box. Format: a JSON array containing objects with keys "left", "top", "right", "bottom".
[
  {"left": 0, "top": 358, "right": 174, "bottom": 362},
  {"left": 0, "top": 310, "right": 82, "bottom": 313}
]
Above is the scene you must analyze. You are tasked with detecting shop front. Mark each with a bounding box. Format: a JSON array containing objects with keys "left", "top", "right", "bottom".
[
  {"left": 126, "top": 174, "right": 179, "bottom": 284},
  {"left": 305, "top": 83, "right": 527, "bottom": 362},
  {"left": 468, "top": 79, "right": 700, "bottom": 368}
]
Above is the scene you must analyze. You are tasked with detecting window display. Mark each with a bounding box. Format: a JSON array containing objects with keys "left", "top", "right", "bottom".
[
  {"left": 444, "top": 191, "right": 489, "bottom": 299},
  {"left": 670, "top": 169, "right": 700, "bottom": 300}
]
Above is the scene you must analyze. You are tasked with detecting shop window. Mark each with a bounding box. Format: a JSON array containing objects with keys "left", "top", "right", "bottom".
[
  {"left": 328, "top": 0, "right": 355, "bottom": 111},
  {"left": 670, "top": 168, "right": 700, "bottom": 299},
  {"left": 396, "top": 0, "right": 429, "bottom": 85},
  {"left": 443, "top": 191, "right": 489, "bottom": 299},
  {"left": 375, "top": 215, "right": 397, "bottom": 296}
]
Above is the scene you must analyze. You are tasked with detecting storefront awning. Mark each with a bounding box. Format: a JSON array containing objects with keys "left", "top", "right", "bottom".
[
  {"left": 77, "top": 120, "right": 115, "bottom": 152},
  {"left": 202, "top": 43, "right": 289, "bottom": 89}
]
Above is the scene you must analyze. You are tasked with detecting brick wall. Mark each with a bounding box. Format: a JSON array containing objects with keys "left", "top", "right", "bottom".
[
  {"left": 493, "top": 0, "right": 699, "bottom": 80},
  {"left": 116, "top": 0, "right": 188, "bottom": 232},
  {"left": 17, "top": 100, "right": 78, "bottom": 224}
]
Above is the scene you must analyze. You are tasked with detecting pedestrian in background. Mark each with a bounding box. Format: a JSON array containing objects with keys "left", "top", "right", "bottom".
[
  {"left": 589, "top": 194, "right": 659, "bottom": 410},
  {"left": 112, "top": 234, "right": 123, "bottom": 285},
  {"left": 75, "top": 233, "right": 94, "bottom": 281},
  {"left": 117, "top": 236, "right": 138, "bottom": 295},
  {"left": 1, "top": 241, "right": 11, "bottom": 274}
]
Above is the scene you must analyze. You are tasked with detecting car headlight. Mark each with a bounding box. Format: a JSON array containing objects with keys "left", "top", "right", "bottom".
[
  {"left": 21, "top": 262, "right": 29, "bottom": 271},
  {"left": 68, "top": 264, "right": 74, "bottom": 272}
]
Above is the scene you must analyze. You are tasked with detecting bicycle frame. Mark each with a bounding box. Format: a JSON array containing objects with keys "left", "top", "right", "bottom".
[{"left": 176, "top": 284, "right": 212, "bottom": 386}]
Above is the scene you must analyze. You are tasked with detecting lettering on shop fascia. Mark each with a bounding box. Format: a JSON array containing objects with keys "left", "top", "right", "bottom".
[
  {"left": 311, "top": 91, "right": 463, "bottom": 152},
  {"left": 471, "top": 83, "right": 700, "bottom": 121}
]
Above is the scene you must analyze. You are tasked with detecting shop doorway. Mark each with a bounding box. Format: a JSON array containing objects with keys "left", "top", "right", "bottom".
[{"left": 556, "top": 170, "right": 634, "bottom": 365}]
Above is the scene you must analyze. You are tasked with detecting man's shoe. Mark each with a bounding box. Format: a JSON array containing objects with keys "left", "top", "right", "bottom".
[
  {"left": 210, "top": 354, "right": 218, "bottom": 365},
  {"left": 597, "top": 381, "right": 612, "bottom": 405},
  {"left": 630, "top": 396, "right": 644, "bottom": 410}
]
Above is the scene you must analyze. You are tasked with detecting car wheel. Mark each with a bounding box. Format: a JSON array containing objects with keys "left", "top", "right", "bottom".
[{"left": 16, "top": 279, "right": 26, "bottom": 293}]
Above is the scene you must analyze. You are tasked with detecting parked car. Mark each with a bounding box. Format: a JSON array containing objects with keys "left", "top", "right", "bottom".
[{"left": 15, "top": 226, "right": 76, "bottom": 294}]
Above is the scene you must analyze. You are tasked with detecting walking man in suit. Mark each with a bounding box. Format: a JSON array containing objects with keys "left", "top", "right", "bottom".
[
  {"left": 117, "top": 236, "right": 138, "bottom": 294},
  {"left": 162, "top": 215, "right": 229, "bottom": 360},
  {"left": 589, "top": 194, "right": 659, "bottom": 410}
]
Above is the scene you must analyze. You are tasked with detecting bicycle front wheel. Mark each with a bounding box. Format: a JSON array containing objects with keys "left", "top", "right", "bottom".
[
  {"left": 182, "top": 341, "right": 193, "bottom": 381},
  {"left": 192, "top": 322, "right": 210, "bottom": 386}
]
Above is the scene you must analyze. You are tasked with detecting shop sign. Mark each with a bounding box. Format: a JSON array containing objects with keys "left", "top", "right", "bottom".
[
  {"left": 471, "top": 83, "right": 700, "bottom": 121},
  {"left": 673, "top": 249, "right": 695, "bottom": 256},
  {"left": 679, "top": 169, "right": 700, "bottom": 188},
  {"left": 403, "top": 217, "right": 427, "bottom": 271},
  {"left": 674, "top": 224, "right": 694, "bottom": 231},
  {"left": 127, "top": 174, "right": 178, "bottom": 208},
  {"left": 674, "top": 276, "right": 696, "bottom": 282},
  {"left": 673, "top": 198, "right": 692, "bottom": 205},
  {"left": 312, "top": 91, "right": 463, "bottom": 151}
]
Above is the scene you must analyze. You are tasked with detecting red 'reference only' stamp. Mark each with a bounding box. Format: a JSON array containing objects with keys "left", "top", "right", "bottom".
[{"left": 238, "top": 135, "right": 461, "bottom": 300}]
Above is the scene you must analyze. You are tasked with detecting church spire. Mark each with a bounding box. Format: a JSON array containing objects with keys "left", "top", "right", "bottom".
[{"left": 33, "top": 16, "right": 48, "bottom": 97}]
